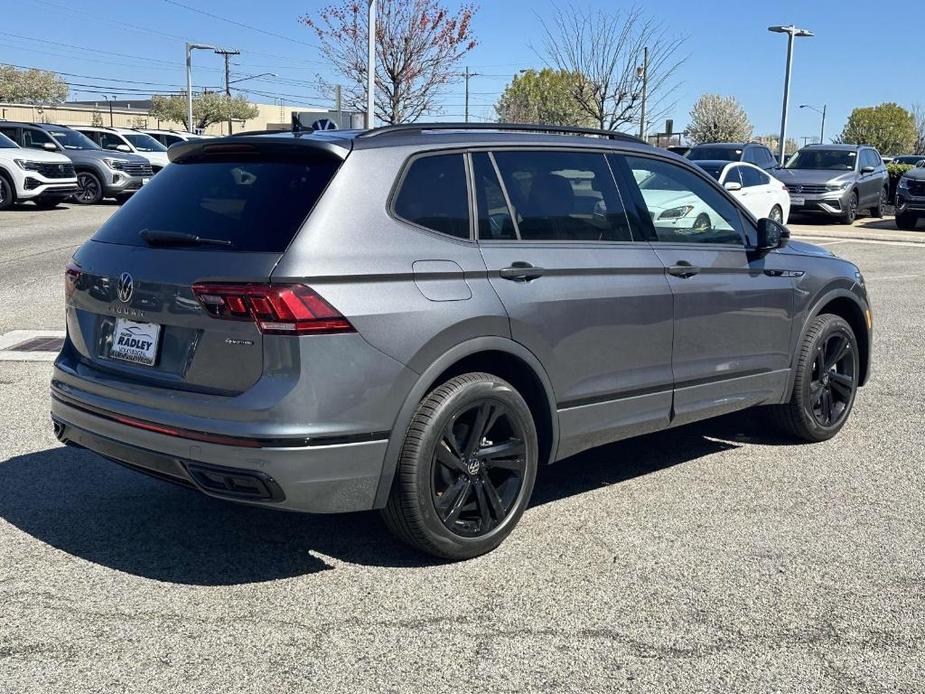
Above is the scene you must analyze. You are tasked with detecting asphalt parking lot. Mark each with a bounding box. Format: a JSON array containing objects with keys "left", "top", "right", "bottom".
[{"left": 0, "top": 204, "right": 923, "bottom": 693}]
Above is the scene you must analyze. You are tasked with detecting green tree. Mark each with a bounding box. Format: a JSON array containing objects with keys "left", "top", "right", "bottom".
[
  {"left": 0, "top": 66, "right": 68, "bottom": 104},
  {"left": 148, "top": 92, "right": 259, "bottom": 132},
  {"left": 686, "top": 94, "right": 752, "bottom": 144},
  {"left": 495, "top": 69, "right": 592, "bottom": 127},
  {"left": 837, "top": 103, "right": 916, "bottom": 156}
]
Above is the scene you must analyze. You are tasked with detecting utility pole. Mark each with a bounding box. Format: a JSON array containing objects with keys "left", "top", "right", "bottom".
[
  {"left": 464, "top": 67, "right": 481, "bottom": 123},
  {"left": 215, "top": 48, "right": 240, "bottom": 135},
  {"left": 367, "top": 0, "right": 376, "bottom": 128},
  {"left": 638, "top": 46, "right": 648, "bottom": 140},
  {"left": 335, "top": 85, "right": 343, "bottom": 128}
]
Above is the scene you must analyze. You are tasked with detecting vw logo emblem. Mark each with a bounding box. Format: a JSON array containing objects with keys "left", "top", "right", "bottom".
[
  {"left": 117, "top": 272, "right": 134, "bottom": 303},
  {"left": 467, "top": 458, "right": 481, "bottom": 476}
]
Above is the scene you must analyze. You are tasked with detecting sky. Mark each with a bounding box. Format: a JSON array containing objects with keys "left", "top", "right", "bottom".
[{"left": 3, "top": 0, "right": 923, "bottom": 141}]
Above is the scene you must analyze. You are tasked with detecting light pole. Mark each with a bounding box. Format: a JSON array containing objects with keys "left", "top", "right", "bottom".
[
  {"left": 102, "top": 94, "right": 116, "bottom": 127},
  {"left": 367, "top": 0, "right": 376, "bottom": 128},
  {"left": 800, "top": 103, "right": 826, "bottom": 144},
  {"left": 186, "top": 42, "right": 217, "bottom": 134},
  {"left": 637, "top": 46, "right": 648, "bottom": 140},
  {"left": 768, "top": 25, "right": 813, "bottom": 163}
]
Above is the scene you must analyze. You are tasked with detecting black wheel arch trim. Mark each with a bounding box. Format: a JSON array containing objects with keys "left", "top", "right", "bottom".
[
  {"left": 371, "top": 336, "right": 559, "bottom": 510},
  {"left": 787, "top": 285, "right": 871, "bottom": 395}
]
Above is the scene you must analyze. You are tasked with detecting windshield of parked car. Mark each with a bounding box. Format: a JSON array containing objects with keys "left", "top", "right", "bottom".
[
  {"left": 894, "top": 155, "right": 925, "bottom": 165},
  {"left": 688, "top": 146, "right": 742, "bottom": 161},
  {"left": 694, "top": 162, "right": 725, "bottom": 180},
  {"left": 785, "top": 149, "right": 857, "bottom": 171},
  {"left": 46, "top": 126, "right": 101, "bottom": 150},
  {"left": 0, "top": 133, "right": 18, "bottom": 149},
  {"left": 123, "top": 133, "right": 168, "bottom": 152}
]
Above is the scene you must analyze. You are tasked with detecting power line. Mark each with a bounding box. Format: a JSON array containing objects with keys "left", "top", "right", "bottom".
[
  {"left": 160, "top": 0, "right": 319, "bottom": 50},
  {"left": 1, "top": 62, "right": 217, "bottom": 90}
]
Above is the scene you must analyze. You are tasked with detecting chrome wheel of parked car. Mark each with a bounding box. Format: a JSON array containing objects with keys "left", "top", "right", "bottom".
[
  {"left": 383, "top": 372, "right": 538, "bottom": 560},
  {"left": 74, "top": 172, "right": 103, "bottom": 204}
]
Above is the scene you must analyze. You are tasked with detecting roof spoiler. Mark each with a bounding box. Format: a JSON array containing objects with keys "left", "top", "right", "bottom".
[{"left": 168, "top": 135, "right": 350, "bottom": 164}]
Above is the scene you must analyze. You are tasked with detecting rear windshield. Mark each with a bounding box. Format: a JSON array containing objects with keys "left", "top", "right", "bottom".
[
  {"left": 92, "top": 158, "right": 341, "bottom": 252},
  {"left": 695, "top": 162, "right": 725, "bottom": 180},
  {"left": 687, "top": 146, "right": 742, "bottom": 161}
]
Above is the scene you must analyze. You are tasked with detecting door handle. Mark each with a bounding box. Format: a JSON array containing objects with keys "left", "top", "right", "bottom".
[
  {"left": 667, "top": 261, "right": 700, "bottom": 279},
  {"left": 499, "top": 262, "right": 545, "bottom": 282}
]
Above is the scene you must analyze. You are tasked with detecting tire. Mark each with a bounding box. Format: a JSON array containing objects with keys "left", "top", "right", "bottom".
[
  {"left": 0, "top": 173, "right": 15, "bottom": 211},
  {"left": 382, "top": 372, "right": 539, "bottom": 560},
  {"left": 896, "top": 212, "right": 919, "bottom": 231},
  {"left": 768, "top": 205, "right": 783, "bottom": 224},
  {"left": 73, "top": 171, "right": 103, "bottom": 204},
  {"left": 839, "top": 191, "right": 858, "bottom": 225},
  {"left": 871, "top": 187, "right": 888, "bottom": 218},
  {"left": 32, "top": 198, "right": 61, "bottom": 210},
  {"left": 771, "top": 314, "right": 860, "bottom": 442}
]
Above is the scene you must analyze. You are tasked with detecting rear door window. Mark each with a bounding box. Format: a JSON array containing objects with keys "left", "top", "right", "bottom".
[
  {"left": 393, "top": 153, "right": 470, "bottom": 239},
  {"left": 740, "top": 166, "right": 768, "bottom": 187},
  {"left": 490, "top": 149, "right": 634, "bottom": 241},
  {"left": 92, "top": 158, "right": 342, "bottom": 252}
]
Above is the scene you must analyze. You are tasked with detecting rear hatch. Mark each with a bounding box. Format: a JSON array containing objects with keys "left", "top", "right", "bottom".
[{"left": 63, "top": 137, "right": 347, "bottom": 394}]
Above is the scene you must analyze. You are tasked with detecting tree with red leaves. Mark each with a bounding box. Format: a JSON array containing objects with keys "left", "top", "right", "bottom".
[{"left": 302, "top": 1, "right": 477, "bottom": 125}]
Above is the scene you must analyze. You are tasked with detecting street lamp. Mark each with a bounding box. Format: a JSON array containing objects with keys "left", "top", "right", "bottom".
[
  {"left": 800, "top": 103, "right": 827, "bottom": 144},
  {"left": 102, "top": 94, "right": 117, "bottom": 127},
  {"left": 768, "top": 25, "right": 814, "bottom": 163},
  {"left": 186, "top": 42, "right": 217, "bottom": 134},
  {"left": 367, "top": 0, "right": 376, "bottom": 128}
]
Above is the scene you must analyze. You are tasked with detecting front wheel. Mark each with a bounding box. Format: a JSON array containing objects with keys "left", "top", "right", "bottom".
[
  {"left": 768, "top": 205, "right": 784, "bottom": 224},
  {"left": 73, "top": 172, "right": 103, "bottom": 204},
  {"left": 0, "top": 175, "right": 15, "bottom": 210},
  {"left": 771, "top": 314, "right": 859, "bottom": 442},
  {"left": 382, "top": 373, "right": 538, "bottom": 560},
  {"left": 839, "top": 191, "right": 858, "bottom": 225}
]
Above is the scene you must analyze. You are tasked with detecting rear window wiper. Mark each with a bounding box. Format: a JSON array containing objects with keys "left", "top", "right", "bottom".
[{"left": 139, "top": 229, "right": 232, "bottom": 247}]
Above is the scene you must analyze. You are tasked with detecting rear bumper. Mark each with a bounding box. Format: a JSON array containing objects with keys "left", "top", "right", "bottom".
[{"left": 51, "top": 390, "right": 389, "bottom": 513}]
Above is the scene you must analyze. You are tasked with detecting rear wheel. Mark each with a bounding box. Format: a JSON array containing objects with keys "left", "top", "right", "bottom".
[
  {"left": 871, "top": 187, "right": 888, "bottom": 218},
  {"left": 382, "top": 372, "right": 538, "bottom": 560},
  {"left": 0, "top": 174, "right": 15, "bottom": 210},
  {"left": 73, "top": 172, "right": 103, "bottom": 204},
  {"left": 896, "top": 212, "right": 919, "bottom": 230},
  {"left": 839, "top": 191, "right": 858, "bottom": 224},
  {"left": 768, "top": 205, "right": 783, "bottom": 224},
  {"left": 771, "top": 314, "right": 859, "bottom": 442}
]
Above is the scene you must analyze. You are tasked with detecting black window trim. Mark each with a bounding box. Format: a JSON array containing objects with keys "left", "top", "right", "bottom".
[
  {"left": 471, "top": 145, "right": 641, "bottom": 246},
  {"left": 387, "top": 147, "right": 477, "bottom": 243},
  {"left": 614, "top": 150, "right": 751, "bottom": 250}
]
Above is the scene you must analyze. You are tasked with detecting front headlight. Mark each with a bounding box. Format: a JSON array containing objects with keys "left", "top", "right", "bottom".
[
  {"left": 659, "top": 205, "right": 694, "bottom": 220},
  {"left": 825, "top": 182, "right": 851, "bottom": 191},
  {"left": 898, "top": 176, "right": 911, "bottom": 189},
  {"left": 13, "top": 159, "right": 42, "bottom": 171},
  {"left": 103, "top": 158, "right": 125, "bottom": 171}
]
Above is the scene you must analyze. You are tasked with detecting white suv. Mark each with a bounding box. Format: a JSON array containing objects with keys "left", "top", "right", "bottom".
[
  {"left": 74, "top": 126, "right": 170, "bottom": 172},
  {"left": 0, "top": 131, "right": 78, "bottom": 210},
  {"left": 139, "top": 128, "right": 212, "bottom": 147}
]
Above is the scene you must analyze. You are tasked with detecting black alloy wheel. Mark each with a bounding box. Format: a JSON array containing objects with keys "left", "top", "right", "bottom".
[
  {"left": 0, "top": 175, "right": 13, "bottom": 210},
  {"left": 74, "top": 172, "right": 102, "bottom": 204},
  {"left": 808, "top": 330, "right": 856, "bottom": 428},
  {"left": 872, "top": 187, "right": 888, "bottom": 218},
  {"left": 432, "top": 399, "right": 527, "bottom": 537},
  {"left": 840, "top": 191, "right": 858, "bottom": 224}
]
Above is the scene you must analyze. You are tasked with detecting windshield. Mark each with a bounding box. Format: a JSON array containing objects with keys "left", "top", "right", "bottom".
[
  {"left": 46, "top": 127, "right": 101, "bottom": 151},
  {"left": 0, "top": 133, "right": 18, "bottom": 149},
  {"left": 786, "top": 149, "right": 857, "bottom": 171},
  {"left": 695, "top": 163, "right": 725, "bottom": 180},
  {"left": 688, "top": 146, "right": 742, "bottom": 161},
  {"left": 124, "top": 133, "right": 167, "bottom": 152}
]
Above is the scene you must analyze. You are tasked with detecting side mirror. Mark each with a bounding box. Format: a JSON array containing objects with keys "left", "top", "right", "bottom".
[
  {"left": 724, "top": 181, "right": 742, "bottom": 192},
  {"left": 115, "top": 144, "right": 132, "bottom": 153},
  {"left": 42, "top": 142, "right": 57, "bottom": 151},
  {"left": 755, "top": 217, "right": 790, "bottom": 253},
  {"left": 860, "top": 165, "right": 875, "bottom": 174}
]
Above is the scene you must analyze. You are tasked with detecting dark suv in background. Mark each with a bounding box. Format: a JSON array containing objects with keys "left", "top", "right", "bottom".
[
  {"left": 775, "top": 144, "right": 889, "bottom": 224},
  {"left": 687, "top": 142, "right": 778, "bottom": 170},
  {"left": 0, "top": 122, "right": 153, "bottom": 204},
  {"left": 51, "top": 123, "right": 872, "bottom": 560}
]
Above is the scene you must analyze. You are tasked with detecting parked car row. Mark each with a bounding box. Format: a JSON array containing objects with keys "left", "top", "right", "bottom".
[{"left": 0, "top": 122, "right": 207, "bottom": 210}]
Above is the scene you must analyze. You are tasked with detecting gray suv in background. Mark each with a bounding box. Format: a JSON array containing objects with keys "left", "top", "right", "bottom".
[
  {"left": 0, "top": 122, "right": 153, "bottom": 204},
  {"left": 51, "top": 123, "right": 873, "bottom": 560},
  {"left": 775, "top": 144, "right": 889, "bottom": 224}
]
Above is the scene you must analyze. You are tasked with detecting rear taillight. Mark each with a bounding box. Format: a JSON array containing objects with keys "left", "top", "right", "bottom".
[
  {"left": 191, "top": 283, "right": 354, "bottom": 335},
  {"left": 64, "top": 261, "right": 81, "bottom": 299}
]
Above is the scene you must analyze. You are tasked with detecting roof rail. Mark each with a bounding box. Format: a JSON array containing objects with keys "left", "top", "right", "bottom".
[
  {"left": 357, "top": 122, "right": 646, "bottom": 144},
  {"left": 229, "top": 128, "right": 290, "bottom": 137}
]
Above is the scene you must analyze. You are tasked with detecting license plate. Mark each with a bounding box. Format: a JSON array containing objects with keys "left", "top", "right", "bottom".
[
  {"left": 790, "top": 196, "right": 805, "bottom": 206},
  {"left": 142, "top": 177, "right": 150, "bottom": 185},
  {"left": 110, "top": 318, "right": 161, "bottom": 366}
]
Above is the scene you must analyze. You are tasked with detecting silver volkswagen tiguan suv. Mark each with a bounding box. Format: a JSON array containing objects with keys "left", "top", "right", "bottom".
[{"left": 52, "top": 123, "right": 873, "bottom": 560}]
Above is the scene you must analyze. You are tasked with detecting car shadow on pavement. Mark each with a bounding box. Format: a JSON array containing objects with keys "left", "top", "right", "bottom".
[{"left": 0, "top": 411, "right": 798, "bottom": 584}]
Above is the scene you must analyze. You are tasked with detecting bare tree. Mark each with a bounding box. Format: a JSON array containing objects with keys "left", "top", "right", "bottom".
[
  {"left": 912, "top": 103, "right": 925, "bottom": 155},
  {"left": 538, "top": 4, "right": 686, "bottom": 132},
  {"left": 302, "top": 0, "right": 477, "bottom": 125},
  {"left": 686, "top": 94, "right": 752, "bottom": 145}
]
